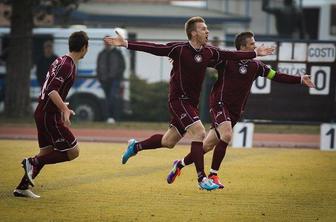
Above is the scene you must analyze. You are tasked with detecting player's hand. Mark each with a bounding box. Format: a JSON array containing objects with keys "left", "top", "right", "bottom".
[
  {"left": 302, "top": 75, "right": 316, "bottom": 88},
  {"left": 103, "top": 31, "right": 127, "bottom": 47},
  {"left": 62, "top": 108, "right": 76, "bottom": 127},
  {"left": 255, "top": 44, "right": 275, "bottom": 56}
]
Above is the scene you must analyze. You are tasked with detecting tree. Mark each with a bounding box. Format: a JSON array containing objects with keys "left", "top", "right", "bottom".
[{"left": 0, "top": 0, "right": 84, "bottom": 118}]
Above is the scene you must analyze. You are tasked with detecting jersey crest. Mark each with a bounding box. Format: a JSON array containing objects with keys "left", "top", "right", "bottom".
[
  {"left": 194, "top": 54, "right": 202, "bottom": 63},
  {"left": 239, "top": 65, "right": 248, "bottom": 74}
]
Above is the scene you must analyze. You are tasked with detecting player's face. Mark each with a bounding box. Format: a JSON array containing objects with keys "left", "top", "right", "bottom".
[
  {"left": 242, "top": 37, "right": 256, "bottom": 51},
  {"left": 79, "top": 45, "right": 88, "bottom": 59},
  {"left": 193, "top": 22, "right": 209, "bottom": 45}
]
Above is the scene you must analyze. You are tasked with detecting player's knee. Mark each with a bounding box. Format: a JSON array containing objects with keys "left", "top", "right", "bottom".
[
  {"left": 162, "top": 140, "right": 176, "bottom": 149},
  {"left": 203, "top": 143, "right": 214, "bottom": 153},
  {"left": 196, "top": 130, "right": 206, "bottom": 141},
  {"left": 67, "top": 147, "right": 80, "bottom": 160},
  {"left": 221, "top": 132, "right": 232, "bottom": 143}
]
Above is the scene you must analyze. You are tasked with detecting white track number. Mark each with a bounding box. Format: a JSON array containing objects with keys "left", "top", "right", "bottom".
[
  {"left": 320, "top": 124, "right": 336, "bottom": 151},
  {"left": 309, "top": 66, "right": 330, "bottom": 95},
  {"left": 232, "top": 122, "right": 254, "bottom": 148}
]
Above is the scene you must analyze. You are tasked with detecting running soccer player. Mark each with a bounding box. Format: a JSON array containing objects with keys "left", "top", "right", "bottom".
[
  {"left": 166, "top": 31, "right": 315, "bottom": 188},
  {"left": 104, "top": 17, "right": 274, "bottom": 190},
  {"left": 13, "top": 31, "right": 89, "bottom": 198}
]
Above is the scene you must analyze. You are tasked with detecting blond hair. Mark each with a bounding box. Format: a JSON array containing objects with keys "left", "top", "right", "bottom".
[{"left": 185, "top": 16, "right": 205, "bottom": 40}]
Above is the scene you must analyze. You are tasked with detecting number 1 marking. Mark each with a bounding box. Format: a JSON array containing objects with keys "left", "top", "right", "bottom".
[
  {"left": 326, "top": 128, "right": 335, "bottom": 149},
  {"left": 239, "top": 126, "right": 247, "bottom": 147}
]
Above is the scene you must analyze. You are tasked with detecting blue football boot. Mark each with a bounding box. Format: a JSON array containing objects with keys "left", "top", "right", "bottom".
[
  {"left": 198, "top": 177, "right": 219, "bottom": 191},
  {"left": 121, "top": 139, "right": 138, "bottom": 164}
]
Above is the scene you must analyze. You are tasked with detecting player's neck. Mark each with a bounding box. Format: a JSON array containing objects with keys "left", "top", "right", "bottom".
[
  {"left": 189, "top": 40, "right": 202, "bottom": 50},
  {"left": 68, "top": 52, "right": 80, "bottom": 63}
]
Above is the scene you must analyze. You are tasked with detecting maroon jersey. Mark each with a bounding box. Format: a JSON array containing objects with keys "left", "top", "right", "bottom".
[
  {"left": 36, "top": 55, "right": 76, "bottom": 113},
  {"left": 210, "top": 59, "right": 301, "bottom": 116},
  {"left": 128, "top": 41, "right": 256, "bottom": 106}
]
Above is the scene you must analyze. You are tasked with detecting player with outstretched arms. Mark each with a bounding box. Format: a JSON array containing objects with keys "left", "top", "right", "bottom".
[
  {"left": 104, "top": 17, "right": 274, "bottom": 190},
  {"left": 166, "top": 31, "right": 315, "bottom": 188},
  {"left": 13, "top": 31, "right": 89, "bottom": 198}
]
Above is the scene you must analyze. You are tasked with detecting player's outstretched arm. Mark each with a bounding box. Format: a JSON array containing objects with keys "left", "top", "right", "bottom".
[
  {"left": 104, "top": 32, "right": 181, "bottom": 57},
  {"left": 255, "top": 44, "right": 275, "bottom": 56},
  {"left": 104, "top": 31, "right": 128, "bottom": 47},
  {"left": 301, "top": 75, "right": 316, "bottom": 88}
]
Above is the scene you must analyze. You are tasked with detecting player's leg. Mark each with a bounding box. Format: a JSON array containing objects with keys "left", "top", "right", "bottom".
[
  {"left": 207, "top": 104, "right": 234, "bottom": 189},
  {"left": 210, "top": 121, "right": 232, "bottom": 172},
  {"left": 166, "top": 99, "right": 218, "bottom": 189},
  {"left": 204, "top": 129, "right": 220, "bottom": 153},
  {"left": 25, "top": 112, "right": 79, "bottom": 185},
  {"left": 13, "top": 146, "right": 54, "bottom": 198},
  {"left": 170, "top": 128, "right": 218, "bottom": 171},
  {"left": 122, "top": 126, "right": 182, "bottom": 164},
  {"left": 186, "top": 121, "right": 218, "bottom": 190},
  {"left": 168, "top": 128, "right": 219, "bottom": 183},
  {"left": 186, "top": 120, "right": 206, "bottom": 179},
  {"left": 186, "top": 125, "right": 220, "bottom": 162},
  {"left": 207, "top": 121, "right": 231, "bottom": 189},
  {"left": 166, "top": 121, "right": 188, "bottom": 183},
  {"left": 122, "top": 102, "right": 187, "bottom": 165}
]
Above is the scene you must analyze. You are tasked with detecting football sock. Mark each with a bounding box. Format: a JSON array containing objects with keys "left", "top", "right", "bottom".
[
  {"left": 36, "top": 150, "right": 70, "bottom": 165},
  {"left": 136, "top": 134, "right": 163, "bottom": 152},
  {"left": 209, "top": 169, "right": 218, "bottom": 177},
  {"left": 190, "top": 141, "right": 206, "bottom": 182},
  {"left": 30, "top": 156, "right": 44, "bottom": 179},
  {"left": 16, "top": 176, "right": 29, "bottom": 190},
  {"left": 210, "top": 140, "right": 228, "bottom": 172},
  {"left": 183, "top": 149, "right": 206, "bottom": 166}
]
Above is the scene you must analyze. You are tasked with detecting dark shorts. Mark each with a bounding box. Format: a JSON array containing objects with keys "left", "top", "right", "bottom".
[
  {"left": 34, "top": 110, "right": 77, "bottom": 151},
  {"left": 209, "top": 104, "right": 240, "bottom": 139},
  {"left": 168, "top": 99, "right": 200, "bottom": 136},
  {"left": 209, "top": 104, "right": 239, "bottom": 129}
]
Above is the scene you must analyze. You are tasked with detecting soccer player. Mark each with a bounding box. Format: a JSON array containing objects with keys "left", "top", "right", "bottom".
[
  {"left": 166, "top": 31, "right": 315, "bottom": 188},
  {"left": 13, "top": 31, "right": 89, "bottom": 198},
  {"left": 104, "top": 17, "right": 274, "bottom": 190}
]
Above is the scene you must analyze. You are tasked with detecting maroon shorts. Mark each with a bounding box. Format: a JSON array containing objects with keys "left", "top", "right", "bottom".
[
  {"left": 168, "top": 98, "right": 200, "bottom": 136},
  {"left": 209, "top": 104, "right": 239, "bottom": 129},
  {"left": 34, "top": 110, "right": 77, "bottom": 151}
]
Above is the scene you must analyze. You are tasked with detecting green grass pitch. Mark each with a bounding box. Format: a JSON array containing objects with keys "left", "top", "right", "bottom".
[{"left": 0, "top": 140, "right": 335, "bottom": 221}]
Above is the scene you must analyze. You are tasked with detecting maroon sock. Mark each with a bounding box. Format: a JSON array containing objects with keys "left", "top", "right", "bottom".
[
  {"left": 16, "top": 175, "right": 29, "bottom": 190},
  {"left": 136, "top": 134, "right": 163, "bottom": 152},
  {"left": 30, "top": 156, "right": 44, "bottom": 179},
  {"left": 37, "top": 150, "right": 70, "bottom": 165},
  {"left": 183, "top": 149, "right": 206, "bottom": 166},
  {"left": 190, "top": 141, "right": 206, "bottom": 181},
  {"left": 183, "top": 152, "right": 193, "bottom": 165},
  {"left": 211, "top": 140, "right": 228, "bottom": 171}
]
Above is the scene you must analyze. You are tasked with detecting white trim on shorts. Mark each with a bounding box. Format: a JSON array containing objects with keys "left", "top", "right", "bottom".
[
  {"left": 54, "top": 139, "right": 78, "bottom": 152},
  {"left": 40, "top": 145, "right": 53, "bottom": 150},
  {"left": 185, "top": 119, "right": 201, "bottom": 131}
]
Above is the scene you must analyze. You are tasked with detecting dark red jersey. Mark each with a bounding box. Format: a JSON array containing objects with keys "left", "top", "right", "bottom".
[
  {"left": 209, "top": 59, "right": 301, "bottom": 116},
  {"left": 36, "top": 55, "right": 76, "bottom": 113},
  {"left": 127, "top": 41, "right": 256, "bottom": 106}
]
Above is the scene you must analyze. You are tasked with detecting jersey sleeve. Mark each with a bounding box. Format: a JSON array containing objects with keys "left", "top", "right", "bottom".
[
  {"left": 127, "top": 41, "right": 181, "bottom": 58},
  {"left": 256, "top": 60, "right": 272, "bottom": 77},
  {"left": 216, "top": 49, "right": 257, "bottom": 61},
  {"left": 259, "top": 60, "right": 301, "bottom": 84},
  {"left": 45, "top": 61, "right": 72, "bottom": 96}
]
